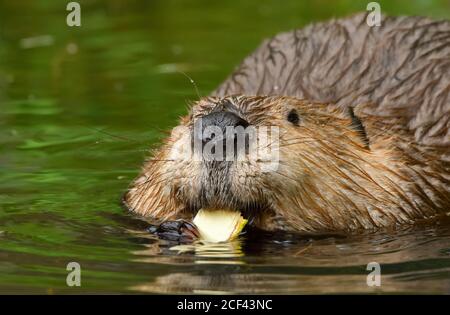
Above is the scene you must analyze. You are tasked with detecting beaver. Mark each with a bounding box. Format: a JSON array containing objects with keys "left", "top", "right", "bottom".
[{"left": 123, "top": 13, "right": 450, "bottom": 239}]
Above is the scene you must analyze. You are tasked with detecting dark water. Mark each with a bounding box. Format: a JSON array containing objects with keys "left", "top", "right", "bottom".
[{"left": 0, "top": 0, "right": 449, "bottom": 294}]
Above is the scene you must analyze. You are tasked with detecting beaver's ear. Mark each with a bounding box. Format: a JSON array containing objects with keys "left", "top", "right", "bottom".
[{"left": 348, "top": 106, "right": 370, "bottom": 149}]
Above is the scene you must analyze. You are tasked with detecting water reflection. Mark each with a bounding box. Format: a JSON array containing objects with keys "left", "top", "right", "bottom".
[
  {"left": 130, "top": 237, "right": 245, "bottom": 263},
  {"left": 130, "top": 271, "right": 450, "bottom": 294},
  {"left": 170, "top": 240, "right": 245, "bottom": 259}
]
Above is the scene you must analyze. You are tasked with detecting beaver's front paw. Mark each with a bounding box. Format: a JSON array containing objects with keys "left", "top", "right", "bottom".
[{"left": 147, "top": 219, "right": 199, "bottom": 243}]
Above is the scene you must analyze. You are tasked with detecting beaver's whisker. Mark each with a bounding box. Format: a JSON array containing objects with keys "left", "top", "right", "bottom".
[
  {"left": 279, "top": 139, "right": 320, "bottom": 148},
  {"left": 145, "top": 159, "right": 177, "bottom": 162},
  {"left": 178, "top": 70, "right": 202, "bottom": 101},
  {"left": 131, "top": 172, "right": 187, "bottom": 192},
  {"left": 81, "top": 125, "right": 145, "bottom": 143},
  {"left": 77, "top": 139, "right": 109, "bottom": 149},
  {"left": 256, "top": 130, "right": 291, "bottom": 150},
  {"left": 272, "top": 169, "right": 302, "bottom": 184}
]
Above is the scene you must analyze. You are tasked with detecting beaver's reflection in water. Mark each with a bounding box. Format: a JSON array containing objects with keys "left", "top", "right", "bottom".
[{"left": 126, "top": 221, "right": 450, "bottom": 294}]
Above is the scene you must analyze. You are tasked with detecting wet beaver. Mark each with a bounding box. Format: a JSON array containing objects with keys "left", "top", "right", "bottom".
[{"left": 123, "top": 13, "right": 449, "bottom": 238}]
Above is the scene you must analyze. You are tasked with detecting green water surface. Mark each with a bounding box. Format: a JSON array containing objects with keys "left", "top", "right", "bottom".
[{"left": 0, "top": 0, "right": 449, "bottom": 294}]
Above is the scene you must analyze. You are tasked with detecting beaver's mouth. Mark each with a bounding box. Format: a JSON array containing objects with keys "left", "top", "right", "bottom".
[
  {"left": 186, "top": 198, "right": 271, "bottom": 226},
  {"left": 180, "top": 158, "right": 273, "bottom": 226}
]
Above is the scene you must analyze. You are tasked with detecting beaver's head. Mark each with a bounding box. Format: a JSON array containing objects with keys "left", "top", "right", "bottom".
[{"left": 124, "top": 95, "right": 437, "bottom": 232}]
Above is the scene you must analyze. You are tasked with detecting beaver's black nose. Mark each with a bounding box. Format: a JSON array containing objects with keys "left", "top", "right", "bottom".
[{"left": 193, "top": 111, "right": 249, "bottom": 160}]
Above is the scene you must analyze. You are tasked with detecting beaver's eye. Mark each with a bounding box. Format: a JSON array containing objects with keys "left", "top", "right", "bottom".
[{"left": 287, "top": 109, "right": 300, "bottom": 125}]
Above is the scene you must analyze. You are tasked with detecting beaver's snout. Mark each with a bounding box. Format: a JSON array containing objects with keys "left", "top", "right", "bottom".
[{"left": 192, "top": 111, "right": 250, "bottom": 161}]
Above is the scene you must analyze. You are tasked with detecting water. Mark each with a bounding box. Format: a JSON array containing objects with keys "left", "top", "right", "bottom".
[{"left": 0, "top": 0, "right": 449, "bottom": 294}]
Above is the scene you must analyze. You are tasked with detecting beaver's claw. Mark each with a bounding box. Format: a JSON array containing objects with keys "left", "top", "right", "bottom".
[{"left": 147, "top": 219, "right": 199, "bottom": 243}]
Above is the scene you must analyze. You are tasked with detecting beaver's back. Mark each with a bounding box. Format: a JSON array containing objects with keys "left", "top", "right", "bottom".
[{"left": 213, "top": 13, "right": 450, "bottom": 148}]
